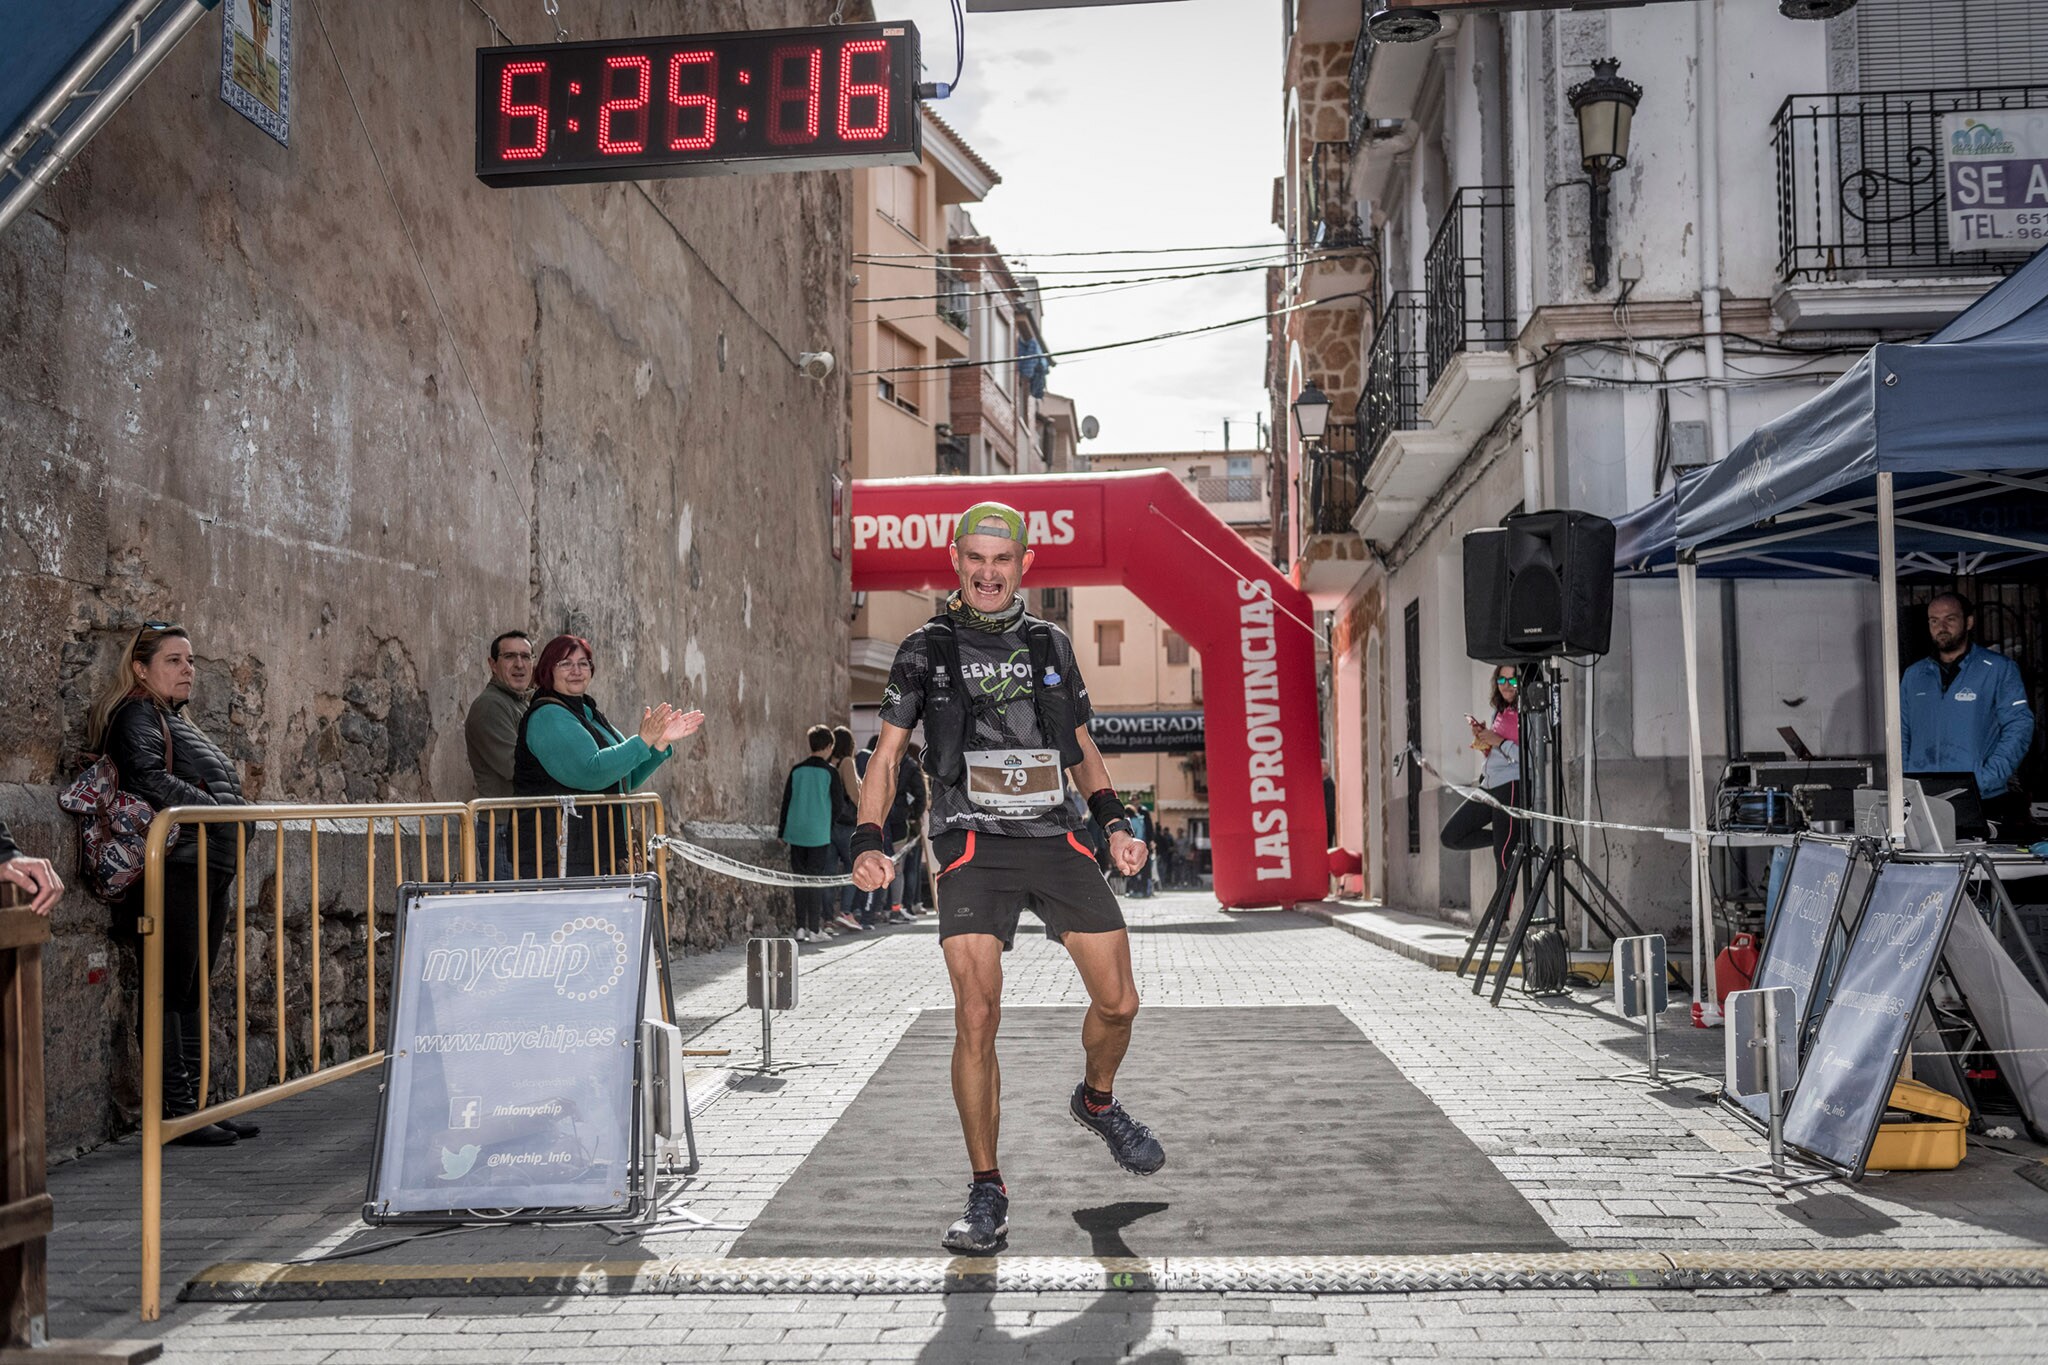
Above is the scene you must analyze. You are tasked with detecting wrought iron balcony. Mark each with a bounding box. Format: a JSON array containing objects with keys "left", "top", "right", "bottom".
[
  {"left": 1360, "top": 290, "right": 1426, "bottom": 467},
  {"left": 1308, "top": 141, "right": 1368, "bottom": 250},
  {"left": 938, "top": 264, "right": 972, "bottom": 331},
  {"left": 936, "top": 429, "right": 969, "bottom": 476},
  {"left": 1347, "top": 19, "right": 1373, "bottom": 149},
  {"left": 1304, "top": 421, "right": 1368, "bottom": 536},
  {"left": 1423, "top": 186, "right": 1514, "bottom": 388},
  {"left": 1772, "top": 86, "right": 2048, "bottom": 283}
]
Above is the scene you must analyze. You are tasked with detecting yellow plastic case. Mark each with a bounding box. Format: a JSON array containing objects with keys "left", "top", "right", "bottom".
[{"left": 1866, "top": 1077, "right": 1970, "bottom": 1172}]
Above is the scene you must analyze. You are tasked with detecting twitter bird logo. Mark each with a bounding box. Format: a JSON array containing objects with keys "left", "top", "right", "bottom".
[{"left": 438, "top": 1144, "right": 480, "bottom": 1180}]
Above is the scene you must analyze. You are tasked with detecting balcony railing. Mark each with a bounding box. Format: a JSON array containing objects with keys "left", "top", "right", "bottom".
[
  {"left": 1304, "top": 421, "right": 1367, "bottom": 536},
  {"left": 1360, "top": 290, "right": 1426, "bottom": 467},
  {"left": 1308, "top": 141, "right": 1368, "bottom": 249},
  {"left": 938, "top": 264, "right": 972, "bottom": 331},
  {"left": 936, "top": 430, "right": 969, "bottom": 476},
  {"left": 1772, "top": 86, "right": 2048, "bottom": 283},
  {"left": 1423, "top": 186, "right": 1514, "bottom": 388},
  {"left": 1348, "top": 20, "right": 1374, "bottom": 149},
  {"left": 1192, "top": 475, "right": 1264, "bottom": 506}
]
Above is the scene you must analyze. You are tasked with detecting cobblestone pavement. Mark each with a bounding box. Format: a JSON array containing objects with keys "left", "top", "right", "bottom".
[{"left": 41, "top": 892, "right": 2048, "bottom": 1361}]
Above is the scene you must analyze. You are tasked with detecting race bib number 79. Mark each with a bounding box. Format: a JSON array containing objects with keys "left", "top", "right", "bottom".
[{"left": 964, "top": 749, "right": 1063, "bottom": 817}]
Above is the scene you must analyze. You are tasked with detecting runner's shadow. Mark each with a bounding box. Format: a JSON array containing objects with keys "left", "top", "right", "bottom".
[{"left": 914, "top": 1200, "right": 1184, "bottom": 1363}]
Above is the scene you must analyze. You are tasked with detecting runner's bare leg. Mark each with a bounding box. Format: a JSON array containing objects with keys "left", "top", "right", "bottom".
[
  {"left": 943, "top": 933, "right": 1006, "bottom": 1170},
  {"left": 1063, "top": 928, "right": 1140, "bottom": 1091}
]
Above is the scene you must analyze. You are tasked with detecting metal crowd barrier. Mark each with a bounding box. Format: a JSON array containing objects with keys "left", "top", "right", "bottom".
[
  {"left": 468, "top": 792, "right": 672, "bottom": 938},
  {"left": 134, "top": 792, "right": 671, "bottom": 1320}
]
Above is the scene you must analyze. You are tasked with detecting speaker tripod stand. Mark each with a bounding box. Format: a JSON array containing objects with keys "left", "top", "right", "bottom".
[{"left": 1455, "top": 659, "right": 1689, "bottom": 1006}]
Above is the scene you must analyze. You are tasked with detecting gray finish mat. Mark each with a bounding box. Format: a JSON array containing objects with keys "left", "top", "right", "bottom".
[{"left": 731, "top": 1005, "right": 1563, "bottom": 1257}]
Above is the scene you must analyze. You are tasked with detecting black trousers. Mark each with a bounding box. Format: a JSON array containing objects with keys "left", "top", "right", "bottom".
[
  {"left": 121, "top": 861, "right": 237, "bottom": 1016},
  {"left": 1440, "top": 781, "right": 1519, "bottom": 876},
  {"left": 121, "top": 861, "right": 237, "bottom": 1114},
  {"left": 790, "top": 843, "right": 834, "bottom": 933}
]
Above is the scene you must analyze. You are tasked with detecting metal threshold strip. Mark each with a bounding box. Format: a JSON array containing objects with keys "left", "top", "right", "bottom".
[{"left": 183, "top": 1249, "right": 2048, "bottom": 1301}]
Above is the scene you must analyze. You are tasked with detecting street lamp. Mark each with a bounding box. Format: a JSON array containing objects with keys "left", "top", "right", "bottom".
[
  {"left": 1566, "top": 57, "right": 1643, "bottom": 293},
  {"left": 1292, "top": 382, "right": 1332, "bottom": 445}
]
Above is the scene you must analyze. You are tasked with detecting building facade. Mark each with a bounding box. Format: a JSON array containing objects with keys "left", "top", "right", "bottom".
[
  {"left": 849, "top": 112, "right": 1080, "bottom": 727},
  {"left": 1275, "top": 0, "right": 2047, "bottom": 931},
  {"left": 0, "top": 1, "right": 856, "bottom": 1154},
  {"left": 1067, "top": 448, "right": 1274, "bottom": 838}
]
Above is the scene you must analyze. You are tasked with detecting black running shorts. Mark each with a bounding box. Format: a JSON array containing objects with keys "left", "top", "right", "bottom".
[{"left": 931, "top": 830, "right": 1127, "bottom": 949}]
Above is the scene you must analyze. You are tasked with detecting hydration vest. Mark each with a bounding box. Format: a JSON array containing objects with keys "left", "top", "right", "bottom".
[{"left": 920, "top": 612, "right": 1086, "bottom": 787}]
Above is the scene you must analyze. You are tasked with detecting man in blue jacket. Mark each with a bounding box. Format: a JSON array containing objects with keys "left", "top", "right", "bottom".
[{"left": 1900, "top": 592, "right": 2034, "bottom": 832}]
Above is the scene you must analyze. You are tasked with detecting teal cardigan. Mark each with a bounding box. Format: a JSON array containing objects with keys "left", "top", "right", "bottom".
[{"left": 525, "top": 698, "right": 671, "bottom": 792}]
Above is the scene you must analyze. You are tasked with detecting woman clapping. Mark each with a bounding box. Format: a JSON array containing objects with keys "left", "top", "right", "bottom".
[{"left": 511, "top": 634, "right": 703, "bottom": 878}]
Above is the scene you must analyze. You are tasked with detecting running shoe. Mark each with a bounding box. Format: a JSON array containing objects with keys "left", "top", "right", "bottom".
[
  {"left": 834, "top": 913, "right": 863, "bottom": 932},
  {"left": 1069, "top": 1084, "right": 1166, "bottom": 1176},
  {"left": 941, "top": 1181, "right": 1009, "bottom": 1254}
]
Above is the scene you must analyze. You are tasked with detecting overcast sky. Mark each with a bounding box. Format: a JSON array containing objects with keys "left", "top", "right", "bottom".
[{"left": 882, "top": 0, "right": 1285, "bottom": 455}]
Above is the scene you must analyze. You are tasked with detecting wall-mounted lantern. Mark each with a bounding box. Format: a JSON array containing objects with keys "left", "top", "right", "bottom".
[
  {"left": 1292, "top": 382, "right": 1332, "bottom": 445},
  {"left": 1566, "top": 57, "right": 1643, "bottom": 293}
]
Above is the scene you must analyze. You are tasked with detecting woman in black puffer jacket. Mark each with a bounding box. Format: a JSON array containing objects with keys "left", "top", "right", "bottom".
[{"left": 86, "top": 623, "right": 256, "bottom": 1147}]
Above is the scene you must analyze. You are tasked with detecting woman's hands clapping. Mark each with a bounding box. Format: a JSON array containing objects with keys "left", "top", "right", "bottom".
[{"left": 639, "top": 703, "right": 706, "bottom": 750}]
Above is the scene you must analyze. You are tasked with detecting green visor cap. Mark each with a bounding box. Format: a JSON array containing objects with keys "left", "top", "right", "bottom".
[{"left": 953, "top": 501, "right": 1029, "bottom": 547}]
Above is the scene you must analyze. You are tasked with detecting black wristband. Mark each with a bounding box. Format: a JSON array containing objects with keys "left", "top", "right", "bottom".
[
  {"left": 1103, "top": 818, "right": 1132, "bottom": 838},
  {"left": 1087, "top": 788, "right": 1125, "bottom": 830},
  {"left": 850, "top": 822, "right": 888, "bottom": 861}
]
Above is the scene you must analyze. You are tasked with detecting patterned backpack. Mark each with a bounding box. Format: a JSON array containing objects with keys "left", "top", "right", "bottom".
[{"left": 59, "top": 709, "right": 178, "bottom": 901}]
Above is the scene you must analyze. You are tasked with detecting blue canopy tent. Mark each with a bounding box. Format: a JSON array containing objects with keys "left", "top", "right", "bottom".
[
  {"left": 1612, "top": 245, "right": 2048, "bottom": 1005},
  {"left": 0, "top": 0, "right": 218, "bottom": 235}
]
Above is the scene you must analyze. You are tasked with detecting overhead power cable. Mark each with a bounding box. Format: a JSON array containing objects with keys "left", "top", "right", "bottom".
[
  {"left": 852, "top": 291, "right": 1370, "bottom": 377},
  {"left": 854, "top": 254, "right": 1324, "bottom": 305},
  {"left": 855, "top": 248, "right": 1354, "bottom": 277},
  {"left": 854, "top": 240, "right": 1302, "bottom": 260}
]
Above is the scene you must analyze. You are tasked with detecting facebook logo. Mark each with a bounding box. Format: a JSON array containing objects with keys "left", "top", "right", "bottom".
[{"left": 450, "top": 1095, "right": 482, "bottom": 1130}]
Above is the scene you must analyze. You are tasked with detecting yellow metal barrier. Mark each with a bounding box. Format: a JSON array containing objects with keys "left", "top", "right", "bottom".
[
  {"left": 135, "top": 791, "right": 676, "bottom": 1320},
  {"left": 467, "top": 792, "right": 672, "bottom": 939}
]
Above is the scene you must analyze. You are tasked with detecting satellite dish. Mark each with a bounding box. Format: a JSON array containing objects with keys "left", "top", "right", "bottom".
[{"left": 1080, "top": 415, "right": 1100, "bottom": 441}]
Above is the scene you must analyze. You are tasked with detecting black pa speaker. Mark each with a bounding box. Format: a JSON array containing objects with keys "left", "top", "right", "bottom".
[{"left": 1462, "top": 510, "right": 1616, "bottom": 663}]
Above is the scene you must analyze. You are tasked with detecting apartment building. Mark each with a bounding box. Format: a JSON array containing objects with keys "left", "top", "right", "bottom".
[
  {"left": 1069, "top": 449, "right": 1274, "bottom": 833},
  {"left": 849, "top": 108, "right": 1081, "bottom": 726},
  {"left": 1273, "top": 0, "right": 2047, "bottom": 931}
]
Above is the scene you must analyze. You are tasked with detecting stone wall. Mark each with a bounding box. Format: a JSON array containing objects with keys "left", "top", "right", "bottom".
[{"left": 0, "top": 1, "right": 853, "bottom": 1157}]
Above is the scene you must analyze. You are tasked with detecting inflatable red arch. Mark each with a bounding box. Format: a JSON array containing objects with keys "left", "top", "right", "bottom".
[{"left": 851, "top": 471, "right": 1326, "bottom": 909}]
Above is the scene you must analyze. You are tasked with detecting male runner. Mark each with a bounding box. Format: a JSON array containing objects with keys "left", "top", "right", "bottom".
[{"left": 851, "top": 501, "right": 1161, "bottom": 1254}]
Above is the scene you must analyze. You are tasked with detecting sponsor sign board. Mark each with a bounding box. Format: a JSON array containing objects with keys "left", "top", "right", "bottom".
[
  {"left": 1087, "top": 710, "right": 1205, "bottom": 755},
  {"left": 1781, "top": 860, "right": 1965, "bottom": 1176},
  {"left": 1736, "top": 838, "right": 1857, "bottom": 1125},
  {"left": 367, "top": 882, "right": 652, "bottom": 1220},
  {"left": 1944, "top": 111, "right": 2048, "bottom": 253}
]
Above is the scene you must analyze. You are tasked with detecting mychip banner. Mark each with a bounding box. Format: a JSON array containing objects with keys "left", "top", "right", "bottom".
[{"left": 367, "top": 881, "right": 653, "bottom": 1221}]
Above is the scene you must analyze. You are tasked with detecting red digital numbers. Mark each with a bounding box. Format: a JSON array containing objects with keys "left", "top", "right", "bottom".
[
  {"left": 598, "top": 54, "right": 652, "bottom": 154},
  {"left": 837, "top": 39, "right": 890, "bottom": 142},
  {"left": 498, "top": 60, "right": 549, "bottom": 161},
  {"left": 667, "top": 50, "right": 717, "bottom": 151},
  {"left": 481, "top": 25, "right": 914, "bottom": 180},
  {"left": 768, "top": 44, "right": 821, "bottom": 146}
]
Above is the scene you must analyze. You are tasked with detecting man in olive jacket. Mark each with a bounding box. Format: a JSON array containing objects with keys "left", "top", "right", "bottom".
[{"left": 465, "top": 630, "right": 534, "bottom": 796}]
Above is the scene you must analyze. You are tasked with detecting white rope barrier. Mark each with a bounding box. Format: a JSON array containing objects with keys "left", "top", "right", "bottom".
[
  {"left": 648, "top": 833, "right": 911, "bottom": 889},
  {"left": 1411, "top": 748, "right": 1702, "bottom": 840}
]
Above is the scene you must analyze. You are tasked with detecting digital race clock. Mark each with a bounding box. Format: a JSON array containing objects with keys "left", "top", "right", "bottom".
[{"left": 476, "top": 22, "right": 922, "bottom": 187}]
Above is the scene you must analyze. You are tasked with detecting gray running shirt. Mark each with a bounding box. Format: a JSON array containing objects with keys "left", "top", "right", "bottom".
[{"left": 877, "top": 618, "right": 1093, "bottom": 838}]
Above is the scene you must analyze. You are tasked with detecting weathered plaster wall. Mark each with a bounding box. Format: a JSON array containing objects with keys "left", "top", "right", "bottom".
[{"left": 0, "top": 0, "right": 852, "bottom": 1156}]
